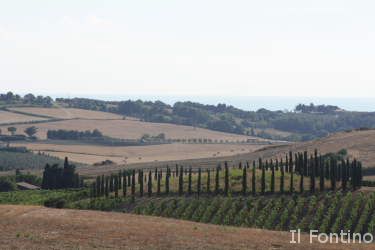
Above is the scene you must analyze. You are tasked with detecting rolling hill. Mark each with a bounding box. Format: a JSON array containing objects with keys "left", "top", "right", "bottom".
[{"left": 0, "top": 205, "right": 371, "bottom": 250}]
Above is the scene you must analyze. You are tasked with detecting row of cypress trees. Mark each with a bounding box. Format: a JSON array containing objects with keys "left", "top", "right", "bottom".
[{"left": 90, "top": 150, "right": 363, "bottom": 199}]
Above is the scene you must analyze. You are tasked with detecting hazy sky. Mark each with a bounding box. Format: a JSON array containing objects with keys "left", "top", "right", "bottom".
[{"left": 1, "top": 0, "right": 375, "bottom": 97}]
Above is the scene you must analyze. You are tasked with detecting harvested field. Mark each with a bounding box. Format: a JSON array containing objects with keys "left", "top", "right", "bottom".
[
  {"left": 0, "top": 205, "right": 371, "bottom": 250},
  {"left": 8, "top": 107, "right": 125, "bottom": 120},
  {"left": 3, "top": 118, "right": 263, "bottom": 141},
  {"left": 13, "top": 142, "right": 265, "bottom": 165},
  {"left": 0, "top": 110, "right": 46, "bottom": 124}
]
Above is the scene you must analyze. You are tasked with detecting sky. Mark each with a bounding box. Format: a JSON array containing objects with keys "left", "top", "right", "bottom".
[{"left": 1, "top": 0, "right": 375, "bottom": 98}]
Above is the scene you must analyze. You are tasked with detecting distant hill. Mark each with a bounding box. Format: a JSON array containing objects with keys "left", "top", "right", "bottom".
[{"left": 2, "top": 91, "right": 375, "bottom": 141}]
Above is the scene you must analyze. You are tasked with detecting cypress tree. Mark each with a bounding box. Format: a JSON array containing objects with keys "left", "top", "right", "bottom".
[
  {"left": 207, "top": 168, "right": 211, "bottom": 193},
  {"left": 341, "top": 160, "right": 347, "bottom": 191},
  {"left": 127, "top": 172, "right": 131, "bottom": 187},
  {"left": 178, "top": 166, "right": 184, "bottom": 196},
  {"left": 157, "top": 172, "right": 161, "bottom": 195},
  {"left": 319, "top": 155, "right": 324, "bottom": 191},
  {"left": 261, "top": 160, "right": 265, "bottom": 195},
  {"left": 131, "top": 169, "right": 135, "bottom": 202},
  {"left": 224, "top": 162, "right": 229, "bottom": 196},
  {"left": 310, "top": 155, "right": 315, "bottom": 193},
  {"left": 105, "top": 176, "right": 109, "bottom": 197},
  {"left": 239, "top": 162, "right": 242, "bottom": 169},
  {"left": 252, "top": 160, "right": 256, "bottom": 195},
  {"left": 197, "top": 168, "right": 201, "bottom": 196},
  {"left": 165, "top": 167, "right": 170, "bottom": 195},
  {"left": 188, "top": 167, "right": 192, "bottom": 195},
  {"left": 109, "top": 175, "right": 113, "bottom": 192},
  {"left": 101, "top": 175, "right": 105, "bottom": 197},
  {"left": 154, "top": 168, "right": 158, "bottom": 180},
  {"left": 270, "top": 160, "right": 275, "bottom": 194},
  {"left": 330, "top": 159, "right": 336, "bottom": 191},
  {"left": 96, "top": 176, "right": 101, "bottom": 197},
  {"left": 91, "top": 182, "right": 96, "bottom": 198},
  {"left": 242, "top": 165, "right": 247, "bottom": 195},
  {"left": 148, "top": 170, "right": 152, "bottom": 197},
  {"left": 215, "top": 165, "right": 220, "bottom": 194},
  {"left": 118, "top": 170, "right": 122, "bottom": 187},
  {"left": 300, "top": 153, "right": 304, "bottom": 193},
  {"left": 280, "top": 161, "right": 284, "bottom": 194},
  {"left": 139, "top": 170, "right": 144, "bottom": 197},
  {"left": 176, "top": 164, "right": 179, "bottom": 177},
  {"left": 114, "top": 175, "right": 118, "bottom": 198},
  {"left": 123, "top": 172, "right": 127, "bottom": 197},
  {"left": 289, "top": 151, "right": 294, "bottom": 193}
]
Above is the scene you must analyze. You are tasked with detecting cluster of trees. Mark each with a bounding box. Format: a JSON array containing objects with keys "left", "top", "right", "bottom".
[
  {"left": 90, "top": 149, "right": 363, "bottom": 200},
  {"left": 41, "top": 157, "right": 83, "bottom": 189},
  {"left": 295, "top": 103, "right": 340, "bottom": 114},
  {"left": 47, "top": 129, "right": 103, "bottom": 140},
  {"left": 0, "top": 92, "right": 53, "bottom": 106}
]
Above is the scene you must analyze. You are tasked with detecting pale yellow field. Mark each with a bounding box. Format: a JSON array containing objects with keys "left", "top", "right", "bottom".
[
  {"left": 2, "top": 118, "right": 262, "bottom": 141},
  {"left": 14, "top": 142, "right": 265, "bottom": 165},
  {"left": 0, "top": 110, "right": 46, "bottom": 124},
  {"left": 8, "top": 107, "right": 125, "bottom": 120}
]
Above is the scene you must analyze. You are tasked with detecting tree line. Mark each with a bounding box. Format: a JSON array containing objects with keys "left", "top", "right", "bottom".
[{"left": 89, "top": 149, "right": 363, "bottom": 200}]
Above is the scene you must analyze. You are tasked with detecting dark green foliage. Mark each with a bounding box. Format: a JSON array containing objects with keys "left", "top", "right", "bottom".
[
  {"left": 280, "top": 159, "right": 284, "bottom": 194},
  {"left": 197, "top": 168, "right": 202, "bottom": 196},
  {"left": 188, "top": 167, "right": 192, "bottom": 195},
  {"left": 261, "top": 159, "right": 265, "bottom": 194},
  {"left": 224, "top": 162, "right": 229, "bottom": 196},
  {"left": 252, "top": 161, "right": 256, "bottom": 195},
  {"left": 122, "top": 172, "right": 127, "bottom": 197},
  {"left": 41, "top": 158, "right": 80, "bottom": 190},
  {"left": 139, "top": 170, "right": 144, "bottom": 197},
  {"left": 206, "top": 169, "right": 211, "bottom": 193},
  {"left": 0, "top": 176, "right": 16, "bottom": 192},
  {"left": 215, "top": 165, "right": 220, "bottom": 194},
  {"left": 165, "top": 167, "right": 170, "bottom": 195},
  {"left": 270, "top": 161, "right": 274, "bottom": 194},
  {"left": 178, "top": 167, "right": 183, "bottom": 196},
  {"left": 242, "top": 165, "right": 247, "bottom": 195},
  {"left": 131, "top": 170, "right": 135, "bottom": 202},
  {"left": 289, "top": 152, "right": 294, "bottom": 193},
  {"left": 157, "top": 172, "right": 161, "bottom": 195},
  {"left": 148, "top": 170, "right": 152, "bottom": 197}
]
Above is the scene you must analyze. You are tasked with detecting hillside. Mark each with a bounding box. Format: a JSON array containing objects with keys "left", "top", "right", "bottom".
[{"left": 0, "top": 205, "right": 371, "bottom": 250}]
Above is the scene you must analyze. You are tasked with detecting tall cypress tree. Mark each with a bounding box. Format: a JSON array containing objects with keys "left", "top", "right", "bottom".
[
  {"left": 319, "top": 155, "right": 324, "bottom": 191},
  {"left": 252, "top": 160, "right": 256, "bottom": 195},
  {"left": 131, "top": 169, "right": 135, "bottom": 202},
  {"left": 280, "top": 160, "right": 284, "bottom": 194},
  {"left": 96, "top": 176, "right": 101, "bottom": 197},
  {"left": 157, "top": 172, "right": 161, "bottom": 195},
  {"left": 300, "top": 153, "right": 304, "bottom": 193},
  {"left": 341, "top": 160, "right": 347, "bottom": 191},
  {"left": 105, "top": 176, "right": 109, "bottom": 197},
  {"left": 122, "top": 172, "right": 127, "bottom": 197},
  {"left": 242, "top": 165, "right": 247, "bottom": 195},
  {"left": 330, "top": 159, "right": 336, "bottom": 191},
  {"left": 261, "top": 160, "right": 265, "bottom": 195},
  {"left": 270, "top": 160, "right": 275, "bottom": 194},
  {"left": 207, "top": 168, "right": 211, "bottom": 193},
  {"left": 139, "top": 170, "right": 144, "bottom": 197},
  {"left": 289, "top": 151, "right": 294, "bottom": 193},
  {"left": 197, "top": 168, "right": 201, "bottom": 196},
  {"left": 118, "top": 170, "right": 122, "bottom": 188},
  {"left": 178, "top": 166, "right": 183, "bottom": 196},
  {"left": 224, "top": 162, "right": 229, "bottom": 196},
  {"left": 215, "top": 165, "right": 220, "bottom": 194},
  {"left": 165, "top": 167, "right": 170, "bottom": 195},
  {"left": 114, "top": 175, "right": 119, "bottom": 198},
  {"left": 188, "top": 167, "right": 192, "bottom": 195},
  {"left": 154, "top": 168, "right": 158, "bottom": 180},
  {"left": 101, "top": 175, "right": 105, "bottom": 197},
  {"left": 148, "top": 170, "right": 152, "bottom": 197},
  {"left": 309, "top": 155, "right": 315, "bottom": 193}
]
